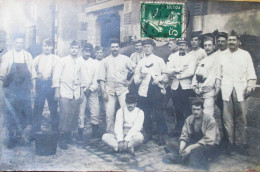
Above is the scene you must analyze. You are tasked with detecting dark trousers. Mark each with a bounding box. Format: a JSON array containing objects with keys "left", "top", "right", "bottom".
[
  {"left": 32, "top": 79, "right": 58, "bottom": 133},
  {"left": 165, "top": 143, "right": 218, "bottom": 170},
  {"left": 171, "top": 85, "right": 195, "bottom": 132},
  {"left": 138, "top": 82, "right": 167, "bottom": 136}
]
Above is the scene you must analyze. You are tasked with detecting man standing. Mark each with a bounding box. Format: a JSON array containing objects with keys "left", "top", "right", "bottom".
[
  {"left": 78, "top": 43, "right": 101, "bottom": 140},
  {"left": 95, "top": 46, "right": 104, "bottom": 61},
  {"left": 134, "top": 39, "right": 167, "bottom": 145},
  {"left": 130, "top": 40, "right": 144, "bottom": 65},
  {"left": 0, "top": 33, "right": 37, "bottom": 148},
  {"left": 102, "top": 93, "right": 144, "bottom": 154},
  {"left": 163, "top": 99, "right": 220, "bottom": 170},
  {"left": 218, "top": 31, "right": 257, "bottom": 155},
  {"left": 188, "top": 32, "right": 207, "bottom": 66},
  {"left": 191, "top": 37, "right": 220, "bottom": 116},
  {"left": 165, "top": 39, "right": 197, "bottom": 137},
  {"left": 53, "top": 40, "right": 85, "bottom": 150},
  {"left": 98, "top": 38, "right": 136, "bottom": 133},
  {"left": 32, "top": 38, "right": 60, "bottom": 136}
]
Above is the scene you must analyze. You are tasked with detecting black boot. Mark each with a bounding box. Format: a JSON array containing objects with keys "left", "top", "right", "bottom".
[
  {"left": 92, "top": 124, "right": 102, "bottom": 138},
  {"left": 77, "top": 128, "right": 84, "bottom": 141},
  {"left": 158, "top": 135, "right": 166, "bottom": 146},
  {"left": 59, "top": 133, "right": 68, "bottom": 150},
  {"left": 144, "top": 132, "right": 152, "bottom": 143}
]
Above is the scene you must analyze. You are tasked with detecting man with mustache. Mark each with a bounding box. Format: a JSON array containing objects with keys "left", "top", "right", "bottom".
[
  {"left": 191, "top": 35, "right": 220, "bottom": 117},
  {"left": 78, "top": 43, "right": 101, "bottom": 141},
  {"left": 165, "top": 39, "right": 197, "bottom": 138},
  {"left": 188, "top": 32, "right": 207, "bottom": 67},
  {"left": 217, "top": 30, "right": 257, "bottom": 155},
  {"left": 98, "top": 38, "right": 136, "bottom": 134}
]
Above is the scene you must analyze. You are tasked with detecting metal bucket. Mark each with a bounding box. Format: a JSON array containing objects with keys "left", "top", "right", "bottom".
[{"left": 35, "top": 132, "right": 58, "bottom": 156}]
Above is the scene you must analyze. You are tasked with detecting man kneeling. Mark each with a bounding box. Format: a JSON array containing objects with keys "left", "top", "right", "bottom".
[
  {"left": 102, "top": 93, "right": 144, "bottom": 154},
  {"left": 163, "top": 98, "right": 221, "bottom": 170}
]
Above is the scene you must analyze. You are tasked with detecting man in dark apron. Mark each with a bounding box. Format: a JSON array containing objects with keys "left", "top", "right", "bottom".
[{"left": 0, "top": 34, "right": 36, "bottom": 149}]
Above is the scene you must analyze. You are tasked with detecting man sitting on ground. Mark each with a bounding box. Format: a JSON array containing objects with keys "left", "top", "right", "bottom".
[
  {"left": 163, "top": 98, "right": 221, "bottom": 170},
  {"left": 102, "top": 93, "right": 144, "bottom": 154}
]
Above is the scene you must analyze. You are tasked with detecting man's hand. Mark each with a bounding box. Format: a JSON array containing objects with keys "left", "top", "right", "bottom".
[
  {"left": 54, "top": 88, "right": 60, "bottom": 101},
  {"left": 140, "top": 72, "right": 148, "bottom": 79},
  {"left": 102, "top": 91, "right": 108, "bottom": 102},
  {"left": 180, "top": 146, "right": 192, "bottom": 158},
  {"left": 245, "top": 86, "right": 253, "bottom": 99},
  {"left": 126, "top": 80, "right": 132, "bottom": 87},
  {"left": 118, "top": 141, "right": 125, "bottom": 151},
  {"left": 194, "top": 88, "right": 201, "bottom": 96}
]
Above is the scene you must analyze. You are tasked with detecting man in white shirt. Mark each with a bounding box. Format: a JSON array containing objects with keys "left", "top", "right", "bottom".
[
  {"left": 98, "top": 38, "right": 136, "bottom": 133},
  {"left": 192, "top": 37, "right": 220, "bottom": 116},
  {"left": 134, "top": 39, "right": 168, "bottom": 145},
  {"left": 130, "top": 40, "right": 144, "bottom": 65},
  {"left": 218, "top": 31, "right": 257, "bottom": 155},
  {"left": 0, "top": 33, "right": 37, "bottom": 148},
  {"left": 165, "top": 39, "right": 197, "bottom": 137},
  {"left": 31, "top": 38, "right": 60, "bottom": 137},
  {"left": 78, "top": 43, "right": 101, "bottom": 141},
  {"left": 53, "top": 40, "right": 85, "bottom": 150},
  {"left": 102, "top": 93, "right": 144, "bottom": 154},
  {"left": 188, "top": 32, "right": 207, "bottom": 66}
]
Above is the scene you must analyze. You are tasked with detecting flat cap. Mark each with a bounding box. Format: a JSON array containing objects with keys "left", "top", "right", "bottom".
[
  {"left": 42, "top": 38, "right": 53, "bottom": 46},
  {"left": 191, "top": 31, "right": 203, "bottom": 39},
  {"left": 142, "top": 39, "right": 156, "bottom": 46},
  {"left": 177, "top": 38, "right": 188, "bottom": 45},
  {"left": 82, "top": 43, "right": 93, "bottom": 51},
  {"left": 216, "top": 32, "right": 228, "bottom": 39}
]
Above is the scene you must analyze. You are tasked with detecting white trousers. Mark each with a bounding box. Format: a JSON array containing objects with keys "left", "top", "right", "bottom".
[
  {"left": 202, "top": 89, "right": 215, "bottom": 116},
  {"left": 102, "top": 132, "right": 144, "bottom": 151},
  {"left": 79, "top": 91, "right": 100, "bottom": 128}
]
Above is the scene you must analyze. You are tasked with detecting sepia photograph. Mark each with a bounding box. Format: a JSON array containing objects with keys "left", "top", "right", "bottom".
[{"left": 0, "top": 0, "right": 260, "bottom": 171}]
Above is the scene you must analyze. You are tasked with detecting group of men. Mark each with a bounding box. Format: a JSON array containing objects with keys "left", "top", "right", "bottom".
[{"left": 0, "top": 29, "right": 257, "bottom": 170}]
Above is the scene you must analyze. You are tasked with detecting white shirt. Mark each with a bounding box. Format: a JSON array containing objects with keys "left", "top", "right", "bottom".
[
  {"left": 79, "top": 57, "right": 99, "bottom": 92},
  {"left": 52, "top": 55, "right": 85, "bottom": 99},
  {"left": 130, "top": 52, "right": 145, "bottom": 65},
  {"left": 134, "top": 53, "right": 166, "bottom": 97},
  {"left": 192, "top": 52, "right": 219, "bottom": 93},
  {"left": 0, "top": 49, "right": 37, "bottom": 81},
  {"left": 218, "top": 48, "right": 257, "bottom": 101},
  {"left": 188, "top": 48, "right": 207, "bottom": 66},
  {"left": 166, "top": 52, "right": 197, "bottom": 90},
  {"left": 33, "top": 54, "right": 61, "bottom": 80},
  {"left": 114, "top": 107, "right": 144, "bottom": 142}
]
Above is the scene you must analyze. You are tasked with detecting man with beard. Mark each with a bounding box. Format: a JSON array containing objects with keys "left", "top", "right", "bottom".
[
  {"left": 102, "top": 93, "right": 144, "bottom": 154},
  {"left": 78, "top": 43, "right": 101, "bottom": 141},
  {"left": 53, "top": 40, "right": 85, "bottom": 150},
  {"left": 98, "top": 38, "right": 136, "bottom": 134},
  {"left": 134, "top": 39, "right": 168, "bottom": 145},
  {"left": 188, "top": 32, "right": 207, "bottom": 66},
  {"left": 130, "top": 40, "right": 144, "bottom": 65},
  {"left": 0, "top": 33, "right": 37, "bottom": 148},
  {"left": 218, "top": 30, "right": 257, "bottom": 155},
  {"left": 191, "top": 36, "right": 220, "bottom": 116},
  {"left": 165, "top": 39, "right": 197, "bottom": 138},
  {"left": 163, "top": 99, "right": 220, "bottom": 170},
  {"left": 31, "top": 38, "right": 60, "bottom": 137}
]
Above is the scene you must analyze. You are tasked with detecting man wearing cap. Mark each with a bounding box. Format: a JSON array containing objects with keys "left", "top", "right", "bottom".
[
  {"left": 165, "top": 39, "right": 197, "bottom": 137},
  {"left": 163, "top": 99, "right": 220, "bottom": 170},
  {"left": 130, "top": 40, "right": 144, "bottom": 65},
  {"left": 102, "top": 93, "right": 144, "bottom": 154},
  {"left": 52, "top": 40, "right": 85, "bottom": 150},
  {"left": 191, "top": 36, "right": 220, "bottom": 116},
  {"left": 31, "top": 38, "right": 60, "bottom": 137},
  {"left": 217, "top": 31, "right": 257, "bottom": 155},
  {"left": 0, "top": 33, "right": 37, "bottom": 148},
  {"left": 98, "top": 38, "right": 136, "bottom": 134},
  {"left": 134, "top": 39, "right": 168, "bottom": 145},
  {"left": 188, "top": 31, "right": 207, "bottom": 66},
  {"left": 78, "top": 43, "right": 101, "bottom": 141}
]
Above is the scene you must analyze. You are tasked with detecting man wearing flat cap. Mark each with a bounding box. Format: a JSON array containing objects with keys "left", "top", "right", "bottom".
[
  {"left": 134, "top": 39, "right": 168, "bottom": 145},
  {"left": 98, "top": 38, "right": 136, "bottom": 134},
  {"left": 52, "top": 40, "right": 85, "bottom": 150},
  {"left": 102, "top": 93, "right": 144, "bottom": 154},
  {"left": 31, "top": 38, "right": 61, "bottom": 138},
  {"left": 217, "top": 30, "right": 257, "bottom": 155},
  {"left": 188, "top": 31, "right": 207, "bottom": 66},
  {"left": 165, "top": 39, "right": 197, "bottom": 138},
  {"left": 163, "top": 98, "right": 220, "bottom": 170},
  {"left": 78, "top": 43, "right": 101, "bottom": 141}
]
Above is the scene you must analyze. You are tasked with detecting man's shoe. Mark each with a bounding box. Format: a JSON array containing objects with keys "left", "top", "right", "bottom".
[
  {"left": 144, "top": 133, "right": 152, "bottom": 143},
  {"left": 226, "top": 143, "right": 234, "bottom": 155},
  {"left": 127, "top": 146, "right": 135, "bottom": 155},
  {"left": 158, "top": 135, "right": 166, "bottom": 146}
]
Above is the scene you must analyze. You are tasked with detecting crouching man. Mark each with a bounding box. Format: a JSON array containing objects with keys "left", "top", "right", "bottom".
[
  {"left": 163, "top": 98, "right": 221, "bottom": 170},
  {"left": 102, "top": 93, "right": 144, "bottom": 154}
]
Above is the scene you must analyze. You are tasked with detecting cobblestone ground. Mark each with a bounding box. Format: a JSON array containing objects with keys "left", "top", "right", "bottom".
[{"left": 0, "top": 103, "right": 259, "bottom": 171}]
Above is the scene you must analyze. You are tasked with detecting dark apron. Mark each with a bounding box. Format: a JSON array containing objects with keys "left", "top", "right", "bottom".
[{"left": 4, "top": 51, "right": 32, "bottom": 134}]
